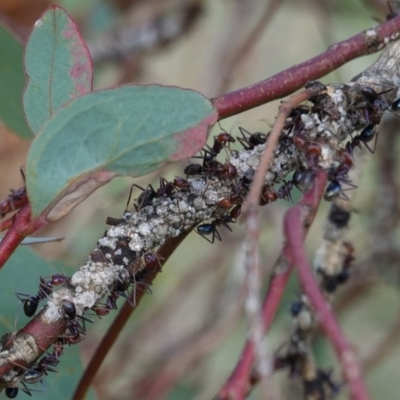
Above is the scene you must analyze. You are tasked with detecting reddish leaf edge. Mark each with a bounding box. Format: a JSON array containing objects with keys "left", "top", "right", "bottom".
[{"left": 22, "top": 4, "right": 94, "bottom": 134}]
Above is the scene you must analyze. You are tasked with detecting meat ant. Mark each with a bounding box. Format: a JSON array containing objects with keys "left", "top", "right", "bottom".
[
  {"left": 259, "top": 185, "right": 278, "bottom": 206},
  {"left": 16, "top": 274, "right": 70, "bottom": 317},
  {"left": 211, "top": 129, "right": 236, "bottom": 156}
]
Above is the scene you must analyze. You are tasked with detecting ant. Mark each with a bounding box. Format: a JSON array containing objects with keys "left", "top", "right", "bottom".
[
  {"left": 183, "top": 163, "right": 203, "bottom": 178},
  {"left": 0, "top": 169, "right": 28, "bottom": 218},
  {"left": 278, "top": 167, "right": 315, "bottom": 201},
  {"left": 105, "top": 269, "right": 134, "bottom": 310},
  {"left": 304, "top": 369, "right": 340, "bottom": 399},
  {"left": 126, "top": 177, "right": 178, "bottom": 211},
  {"left": 259, "top": 185, "right": 278, "bottom": 206},
  {"left": 16, "top": 274, "right": 70, "bottom": 317},
  {"left": 60, "top": 299, "right": 92, "bottom": 340},
  {"left": 143, "top": 252, "right": 164, "bottom": 272},
  {"left": 173, "top": 176, "right": 191, "bottom": 190},
  {"left": 228, "top": 167, "right": 255, "bottom": 204},
  {"left": 211, "top": 130, "right": 236, "bottom": 156},
  {"left": 5, "top": 387, "right": 18, "bottom": 398},
  {"left": 4, "top": 364, "right": 48, "bottom": 398},
  {"left": 345, "top": 123, "right": 378, "bottom": 154},
  {"left": 203, "top": 161, "right": 237, "bottom": 180},
  {"left": 236, "top": 127, "right": 268, "bottom": 150},
  {"left": 196, "top": 216, "right": 233, "bottom": 244},
  {"left": 0, "top": 187, "right": 28, "bottom": 218}
]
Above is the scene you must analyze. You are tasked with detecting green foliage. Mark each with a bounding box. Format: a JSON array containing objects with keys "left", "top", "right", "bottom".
[
  {"left": 23, "top": 5, "right": 93, "bottom": 134},
  {"left": 22, "top": 5, "right": 217, "bottom": 221},
  {"left": 26, "top": 84, "right": 217, "bottom": 220},
  {"left": 0, "top": 26, "right": 33, "bottom": 139}
]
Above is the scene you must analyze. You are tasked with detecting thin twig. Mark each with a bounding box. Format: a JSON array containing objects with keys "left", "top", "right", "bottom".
[
  {"left": 284, "top": 208, "right": 370, "bottom": 400},
  {"left": 215, "top": 171, "right": 327, "bottom": 399},
  {"left": 213, "top": 14, "right": 400, "bottom": 119}
]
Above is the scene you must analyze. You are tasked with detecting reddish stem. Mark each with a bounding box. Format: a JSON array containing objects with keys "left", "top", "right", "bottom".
[
  {"left": 212, "top": 15, "right": 400, "bottom": 119},
  {"left": 0, "top": 217, "right": 14, "bottom": 232},
  {"left": 216, "top": 171, "right": 327, "bottom": 399},
  {"left": 0, "top": 204, "right": 46, "bottom": 268},
  {"left": 284, "top": 208, "right": 370, "bottom": 400}
]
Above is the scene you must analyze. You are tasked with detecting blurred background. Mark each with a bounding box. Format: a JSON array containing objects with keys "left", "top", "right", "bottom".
[{"left": 1, "top": 0, "right": 400, "bottom": 398}]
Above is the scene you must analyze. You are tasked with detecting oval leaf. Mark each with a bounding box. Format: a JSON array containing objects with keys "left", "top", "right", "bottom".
[
  {"left": 0, "top": 25, "right": 33, "bottom": 139},
  {"left": 26, "top": 84, "right": 218, "bottom": 221},
  {"left": 23, "top": 5, "right": 93, "bottom": 134}
]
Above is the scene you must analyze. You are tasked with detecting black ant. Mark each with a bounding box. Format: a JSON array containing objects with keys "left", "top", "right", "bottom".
[
  {"left": 5, "top": 387, "right": 19, "bottom": 398},
  {"left": 278, "top": 166, "right": 315, "bottom": 201},
  {"left": 236, "top": 127, "right": 268, "bottom": 150},
  {"left": 183, "top": 163, "right": 203, "bottom": 178},
  {"left": 104, "top": 269, "right": 134, "bottom": 310},
  {"left": 346, "top": 123, "right": 377, "bottom": 154},
  {"left": 16, "top": 274, "right": 70, "bottom": 317},
  {"left": 4, "top": 363, "right": 48, "bottom": 398},
  {"left": 126, "top": 184, "right": 156, "bottom": 210},
  {"left": 304, "top": 369, "right": 340, "bottom": 399},
  {"left": 60, "top": 299, "right": 92, "bottom": 340},
  {"left": 196, "top": 216, "right": 233, "bottom": 244}
]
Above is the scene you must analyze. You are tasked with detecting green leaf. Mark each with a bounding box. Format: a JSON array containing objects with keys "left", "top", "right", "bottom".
[
  {"left": 0, "top": 247, "right": 97, "bottom": 400},
  {"left": 0, "top": 25, "right": 33, "bottom": 139},
  {"left": 23, "top": 5, "right": 93, "bottom": 134},
  {"left": 26, "top": 84, "right": 217, "bottom": 221}
]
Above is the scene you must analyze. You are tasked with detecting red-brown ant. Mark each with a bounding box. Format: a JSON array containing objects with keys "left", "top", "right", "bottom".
[
  {"left": 211, "top": 131, "right": 236, "bottom": 155},
  {"left": 259, "top": 185, "right": 278, "bottom": 206},
  {"left": 173, "top": 176, "right": 191, "bottom": 190},
  {"left": 143, "top": 252, "right": 164, "bottom": 271}
]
